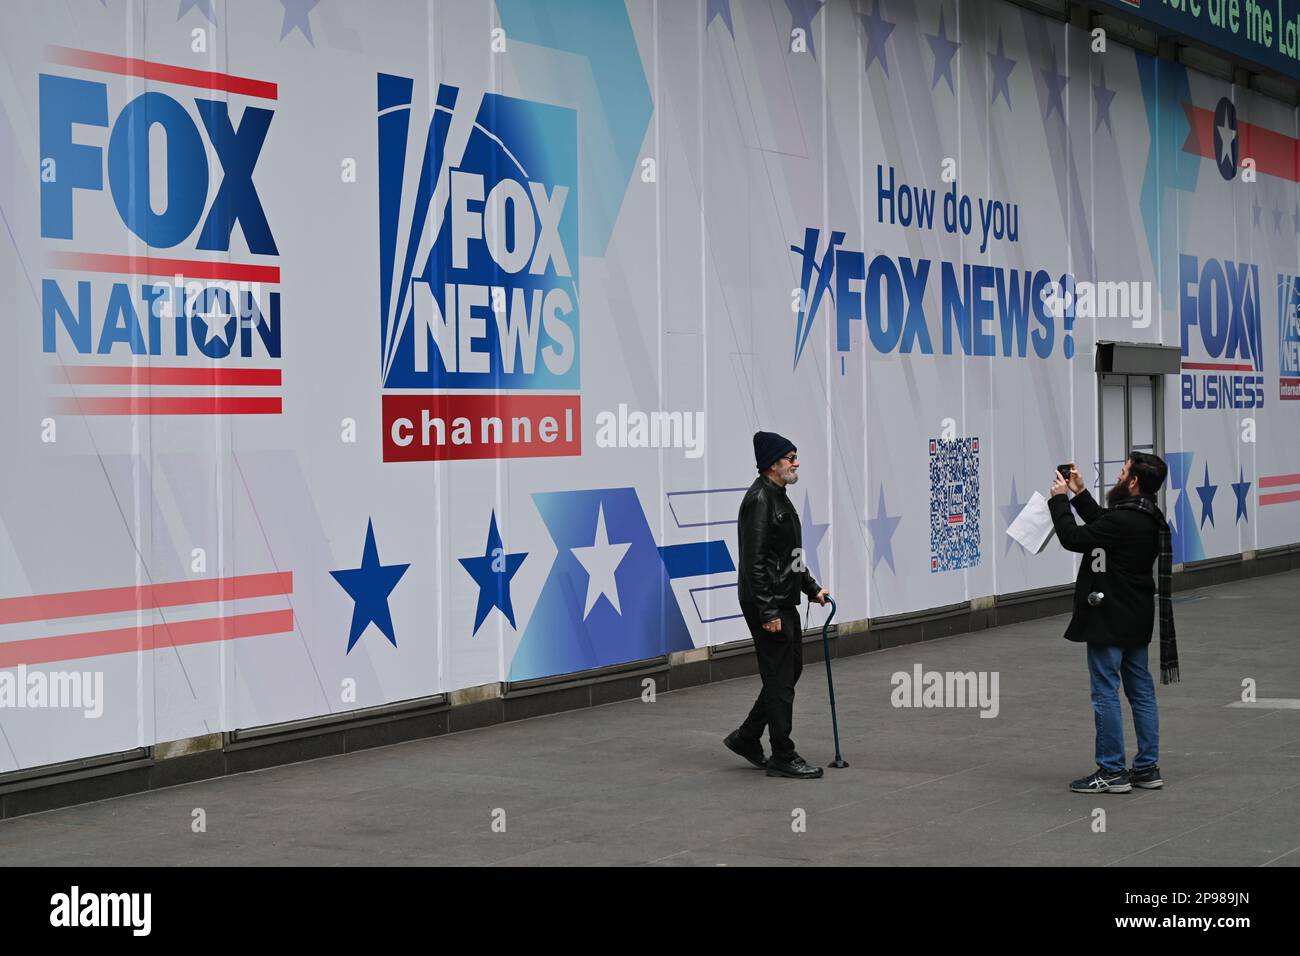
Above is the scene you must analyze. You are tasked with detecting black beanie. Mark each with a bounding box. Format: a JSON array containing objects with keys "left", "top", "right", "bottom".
[{"left": 753, "top": 431, "right": 796, "bottom": 472}]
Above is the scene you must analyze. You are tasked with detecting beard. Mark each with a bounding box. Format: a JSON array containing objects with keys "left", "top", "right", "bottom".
[
  {"left": 1106, "top": 478, "right": 1132, "bottom": 506},
  {"left": 772, "top": 461, "right": 799, "bottom": 484}
]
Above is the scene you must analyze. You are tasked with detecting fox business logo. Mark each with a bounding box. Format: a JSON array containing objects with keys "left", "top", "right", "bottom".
[
  {"left": 1178, "top": 254, "right": 1264, "bottom": 410},
  {"left": 377, "top": 76, "right": 580, "bottom": 462},
  {"left": 1280, "top": 273, "right": 1300, "bottom": 400},
  {"left": 38, "top": 48, "right": 283, "bottom": 416}
]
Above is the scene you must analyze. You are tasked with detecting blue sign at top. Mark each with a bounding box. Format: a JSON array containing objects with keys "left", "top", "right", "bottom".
[{"left": 1094, "top": 0, "right": 1300, "bottom": 83}]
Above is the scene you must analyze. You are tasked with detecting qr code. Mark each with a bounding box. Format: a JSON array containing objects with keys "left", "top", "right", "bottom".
[{"left": 929, "top": 437, "right": 981, "bottom": 573}]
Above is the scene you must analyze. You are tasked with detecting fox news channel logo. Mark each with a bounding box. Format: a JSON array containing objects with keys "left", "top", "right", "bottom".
[
  {"left": 38, "top": 48, "right": 283, "bottom": 416},
  {"left": 1178, "top": 254, "right": 1264, "bottom": 410},
  {"left": 377, "top": 76, "right": 580, "bottom": 462},
  {"left": 1280, "top": 273, "right": 1300, "bottom": 400}
]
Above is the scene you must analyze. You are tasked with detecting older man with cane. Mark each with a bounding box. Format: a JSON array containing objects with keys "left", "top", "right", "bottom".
[{"left": 723, "top": 431, "right": 830, "bottom": 780}]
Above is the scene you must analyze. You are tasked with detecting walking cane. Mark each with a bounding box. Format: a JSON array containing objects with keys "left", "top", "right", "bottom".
[{"left": 819, "top": 596, "right": 849, "bottom": 768}]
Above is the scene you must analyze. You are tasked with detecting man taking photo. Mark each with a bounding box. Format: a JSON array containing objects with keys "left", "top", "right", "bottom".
[
  {"left": 1048, "top": 451, "right": 1179, "bottom": 795},
  {"left": 724, "top": 431, "right": 830, "bottom": 780}
]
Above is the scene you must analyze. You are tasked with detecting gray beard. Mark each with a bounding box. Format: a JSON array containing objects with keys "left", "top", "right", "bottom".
[{"left": 783, "top": 471, "right": 799, "bottom": 485}]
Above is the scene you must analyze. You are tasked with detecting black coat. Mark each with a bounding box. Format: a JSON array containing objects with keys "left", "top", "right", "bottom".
[
  {"left": 1047, "top": 490, "right": 1160, "bottom": 648},
  {"left": 736, "top": 475, "right": 822, "bottom": 622}
]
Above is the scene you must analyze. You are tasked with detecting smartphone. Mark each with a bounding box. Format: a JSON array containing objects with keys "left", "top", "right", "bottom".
[{"left": 1057, "top": 463, "right": 1073, "bottom": 481}]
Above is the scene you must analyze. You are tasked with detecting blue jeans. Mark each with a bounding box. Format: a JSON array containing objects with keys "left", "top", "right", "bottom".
[{"left": 1086, "top": 643, "right": 1159, "bottom": 773}]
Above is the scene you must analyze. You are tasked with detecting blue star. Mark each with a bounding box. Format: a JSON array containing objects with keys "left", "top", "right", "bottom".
[
  {"left": 999, "top": 475, "right": 1026, "bottom": 555},
  {"left": 925, "top": 6, "right": 959, "bottom": 92},
  {"left": 458, "top": 511, "right": 528, "bottom": 635},
  {"left": 178, "top": 0, "right": 218, "bottom": 24},
  {"left": 1041, "top": 44, "right": 1068, "bottom": 122},
  {"left": 988, "top": 29, "right": 1016, "bottom": 109},
  {"left": 1253, "top": 197, "right": 1262, "bottom": 229},
  {"left": 785, "top": 0, "right": 825, "bottom": 59},
  {"left": 706, "top": 0, "right": 734, "bottom": 37},
  {"left": 1231, "top": 467, "right": 1251, "bottom": 524},
  {"left": 279, "top": 0, "right": 319, "bottom": 45},
  {"left": 330, "top": 519, "right": 410, "bottom": 654},
  {"left": 801, "top": 494, "right": 830, "bottom": 582},
  {"left": 1195, "top": 463, "right": 1218, "bottom": 529},
  {"left": 865, "top": 484, "right": 902, "bottom": 575},
  {"left": 1094, "top": 64, "right": 1116, "bottom": 133},
  {"left": 861, "top": 0, "right": 896, "bottom": 77},
  {"left": 1273, "top": 203, "right": 1284, "bottom": 235}
]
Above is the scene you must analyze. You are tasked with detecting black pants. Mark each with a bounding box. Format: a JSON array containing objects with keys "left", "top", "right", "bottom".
[{"left": 737, "top": 604, "right": 803, "bottom": 760}]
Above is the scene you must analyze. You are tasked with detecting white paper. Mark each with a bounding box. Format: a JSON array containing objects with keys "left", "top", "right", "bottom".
[{"left": 1006, "top": 491, "right": 1056, "bottom": 554}]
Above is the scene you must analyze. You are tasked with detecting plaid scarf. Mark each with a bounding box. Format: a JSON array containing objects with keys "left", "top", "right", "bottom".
[{"left": 1114, "top": 495, "right": 1180, "bottom": 684}]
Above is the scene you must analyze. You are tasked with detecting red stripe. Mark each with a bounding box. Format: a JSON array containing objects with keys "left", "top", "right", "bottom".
[
  {"left": 1239, "top": 120, "right": 1300, "bottom": 182},
  {"left": 48, "top": 252, "right": 279, "bottom": 283},
  {"left": 0, "top": 572, "right": 293, "bottom": 625},
  {"left": 1260, "top": 490, "right": 1300, "bottom": 506},
  {"left": 0, "top": 610, "right": 294, "bottom": 668},
  {"left": 1258, "top": 473, "right": 1300, "bottom": 488},
  {"left": 1181, "top": 362, "right": 1257, "bottom": 372},
  {"left": 56, "top": 366, "right": 281, "bottom": 387},
  {"left": 1183, "top": 103, "right": 1300, "bottom": 182},
  {"left": 1182, "top": 102, "right": 1213, "bottom": 162},
  {"left": 47, "top": 46, "right": 277, "bottom": 100},
  {"left": 52, "top": 396, "right": 282, "bottom": 415}
]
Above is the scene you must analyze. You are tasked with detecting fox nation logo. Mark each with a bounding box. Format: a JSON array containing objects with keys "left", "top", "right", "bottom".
[
  {"left": 38, "top": 48, "right": 283, "bottom": 416},
  {"left": 377, "top": 75, "right": 580, "bottom": 462}
]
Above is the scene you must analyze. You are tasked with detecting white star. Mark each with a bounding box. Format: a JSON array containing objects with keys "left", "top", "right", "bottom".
[
  {"left": 571, "top": 503, "right": 632, "bottom": 618},
  {"left": 195, "top": 299, "right": 232, "bottom": 347},
  {"left": 1217, "top": 121, "right": 1236, "bottom": 165}
]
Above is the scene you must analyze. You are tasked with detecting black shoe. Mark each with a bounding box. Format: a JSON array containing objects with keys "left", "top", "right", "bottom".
[
  {"left": 766, "top": 754, "right": 824, "bottom": 779},
  {"left": 1070, "top": 766, "right": 1132, "bottom": 793},
  {"left": 1130, "top": 764, "right": 1164, "bottom": 789},
  {"left": 724, "top": 730, "right": 767, "bottom": 769}
]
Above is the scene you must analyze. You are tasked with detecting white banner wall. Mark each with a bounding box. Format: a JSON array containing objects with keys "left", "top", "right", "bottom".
[{"left": 1, "top": 0, "right": 1297, "bottom": 771}]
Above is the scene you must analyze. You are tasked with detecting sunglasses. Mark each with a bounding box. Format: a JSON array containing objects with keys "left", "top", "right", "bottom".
[{"left": 781, "top": 453, "right": 799, "bottom": 463}]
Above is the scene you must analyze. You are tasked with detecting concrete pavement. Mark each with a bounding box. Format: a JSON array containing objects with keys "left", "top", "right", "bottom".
[{"left": 1, "top": 570, "right": 1297, "bottom": 866}]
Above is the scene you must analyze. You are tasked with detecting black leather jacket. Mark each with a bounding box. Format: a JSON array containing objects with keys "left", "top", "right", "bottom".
[{"left": 737, "top": 475, "right": 822, "bottom": 622}]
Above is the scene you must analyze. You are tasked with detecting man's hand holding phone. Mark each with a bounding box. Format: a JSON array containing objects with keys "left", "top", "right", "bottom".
[{"left": 1053, "top": 462, "right": 1084, "bottom": 497}]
